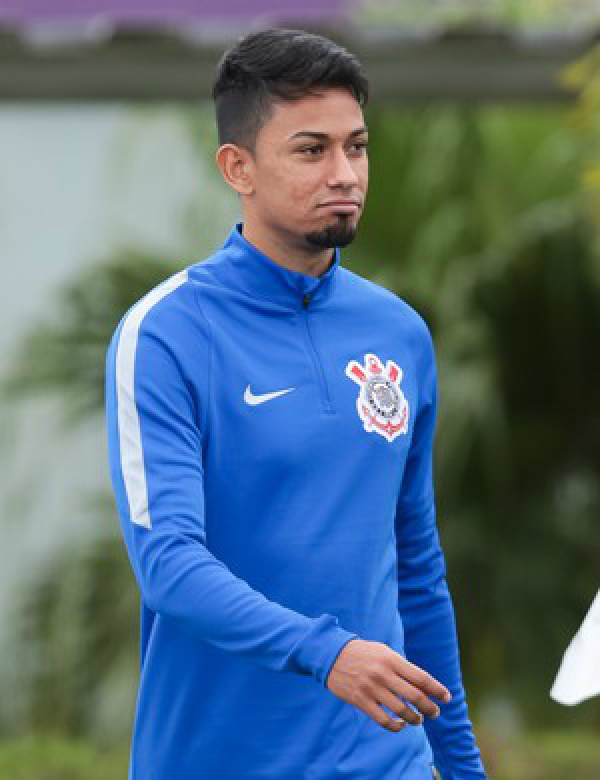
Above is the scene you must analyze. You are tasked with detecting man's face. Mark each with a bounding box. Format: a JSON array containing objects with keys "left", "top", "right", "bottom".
[{"left": 247, "top": 87, "right": 368, "bottom": 251}]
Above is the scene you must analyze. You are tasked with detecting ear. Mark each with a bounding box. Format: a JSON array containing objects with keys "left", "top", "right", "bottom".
[{"left": 215, "top": 143, "right": 255, "bottom": 196}]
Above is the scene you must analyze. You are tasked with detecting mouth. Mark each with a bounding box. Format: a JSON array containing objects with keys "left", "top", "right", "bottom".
[{"left": 317, "top": 200, "right": 362, "bottom": 214}]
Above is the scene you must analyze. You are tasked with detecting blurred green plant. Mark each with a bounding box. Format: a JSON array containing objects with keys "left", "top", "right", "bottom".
[
  {"left": 356, "top": 0, "right": 600, "bottom": 28},
  {"left": 0, "top": 735, "right": 128, "bottom": 780},
  {"left": 11, "top": 531, "right": 138, "bottom": 738},
  {"left": 479, "top": 728, "right": 600, "bottom": 779},
  {"left": 3, "top": 104, "right": 600, "bottom": 742},
  {"left": 561, "top": 43, "right": 600, "bottom": 239},
  {"left": 0, "top": 729, "right": 598, "bottom": 780},
  {"left": 3, "top": 253, "right": 178, "bottom": 425}
]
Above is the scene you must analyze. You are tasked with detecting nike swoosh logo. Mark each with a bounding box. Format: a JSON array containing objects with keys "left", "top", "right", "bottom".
[{"left": 244, "top": 384, "right": 295, "bottom": 406}]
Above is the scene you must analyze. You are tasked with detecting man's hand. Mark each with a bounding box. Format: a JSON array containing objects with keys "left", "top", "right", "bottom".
[{"left": 326, "top": 639, "right": 451, "bottom": 733}]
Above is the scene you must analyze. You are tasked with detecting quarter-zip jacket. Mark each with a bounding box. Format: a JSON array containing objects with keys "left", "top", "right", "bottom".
[{"left": 105, "top": 223, "right": 487, "bottom": 780}]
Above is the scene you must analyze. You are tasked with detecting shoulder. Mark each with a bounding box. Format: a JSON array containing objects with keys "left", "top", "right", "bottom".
[
  {"left": 338, "top": 266, "right": 434, "bottom": 349},
  {"left": 106, "top": 267, "right": 211, "bottom": 420},
  {"left": 108, "top": 267, "right": 213, "bottom": 387},
  {"left": 113, "top": 267, "right": 208, "bottom": 346}
]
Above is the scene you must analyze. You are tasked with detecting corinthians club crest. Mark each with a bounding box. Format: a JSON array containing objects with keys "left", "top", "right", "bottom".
[{"left": 345, "top": 353, "right": 409, "bottom": 442}]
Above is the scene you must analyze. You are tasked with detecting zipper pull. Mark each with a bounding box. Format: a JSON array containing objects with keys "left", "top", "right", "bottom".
[{"left": 302, "top": 293, "right": 311, "bottom": 309}]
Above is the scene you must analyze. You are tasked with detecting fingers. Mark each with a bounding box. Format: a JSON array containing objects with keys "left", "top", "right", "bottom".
[
  {"left": 361, "top": 699, "right": 407, "bottom": 733},
  {"left": 376, "top": 685, "right": 429, "bottom": 725},
  {"left": 354, "top": 675, "right": 439, "bottom": 733},
  {"left": 387, "top": 676, "right": 441, "bottom": 720},
  {"left": 325, "top": 639, "right": 451, "bottom": 736},
  {"left": 391, "top": 657, "right": 451, "bottom": 704}
]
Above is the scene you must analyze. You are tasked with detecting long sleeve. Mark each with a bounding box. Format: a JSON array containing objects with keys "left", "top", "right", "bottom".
[
  {"left": 104, "top": 285, "right": 358, "bottom": 687},
  {"left": 395, "top": 327, "right": 487, "bottom": 780}
]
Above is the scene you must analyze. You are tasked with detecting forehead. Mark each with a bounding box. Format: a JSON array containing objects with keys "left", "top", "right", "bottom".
[{"left": 260, "top": 88, "right": 365, "bottom": 142}]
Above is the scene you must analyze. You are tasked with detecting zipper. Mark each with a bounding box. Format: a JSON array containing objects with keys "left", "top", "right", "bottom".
[{"left": 301, "top": 293, "right": 334, "bottom": 414}]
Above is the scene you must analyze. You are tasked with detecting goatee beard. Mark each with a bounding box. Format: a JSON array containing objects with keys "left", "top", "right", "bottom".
[{"left": 304, "top": 215, "right": 357, "bottom": 249}]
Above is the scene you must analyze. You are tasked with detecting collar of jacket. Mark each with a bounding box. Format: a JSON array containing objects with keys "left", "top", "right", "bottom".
[{"left": 218, "top": 223, "right": 341, "bottom": 310}]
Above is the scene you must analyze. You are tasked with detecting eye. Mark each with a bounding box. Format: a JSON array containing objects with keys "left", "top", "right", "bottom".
[
  {"left": 349, "top": 140, "right": 368, "bottom": 154},
  {"left": 298, "top": 145, "right": 325, "bottom": 157}
]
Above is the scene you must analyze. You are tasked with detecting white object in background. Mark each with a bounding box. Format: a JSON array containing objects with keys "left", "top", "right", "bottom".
[{"left": 550, "top": 589, "right": 600, "bottom": 706}]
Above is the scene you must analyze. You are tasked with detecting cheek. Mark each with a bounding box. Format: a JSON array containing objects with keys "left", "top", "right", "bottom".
[
  {"left": 357, "top": 158, "right": 369, "bottom": 189},
  {"left": 269, "top": 167, "right": 318, "bottom": 207},
  {"left": 254, "top": 154, "right": 324, "bottom": 215}
]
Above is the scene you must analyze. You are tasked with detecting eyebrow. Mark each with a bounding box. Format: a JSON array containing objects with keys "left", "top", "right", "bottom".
[{"left": 287, "top": 126, "right": 369, "bottom": 142}]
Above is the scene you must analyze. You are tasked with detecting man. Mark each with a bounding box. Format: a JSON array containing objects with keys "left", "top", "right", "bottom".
[{"left": 105, "top": 28, "right": 487, "bottom": 780}]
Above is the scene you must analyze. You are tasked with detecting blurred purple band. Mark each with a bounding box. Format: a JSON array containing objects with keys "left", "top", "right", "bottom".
[{"left": 0, "top": 0, "right": 352, "bottom": 23}]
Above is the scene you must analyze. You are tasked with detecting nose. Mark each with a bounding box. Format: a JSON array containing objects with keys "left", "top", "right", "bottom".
[{"left": 327, "top": 147, "right": 360, "bottom": 190}]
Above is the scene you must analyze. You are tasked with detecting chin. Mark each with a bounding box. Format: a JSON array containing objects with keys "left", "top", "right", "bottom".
[{"left": 304, "top": 215, "right": 359, "bottom": 249}]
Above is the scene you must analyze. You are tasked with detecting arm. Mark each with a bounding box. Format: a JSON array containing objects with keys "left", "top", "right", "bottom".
[
  {"left": 104, "top": 299, "right": 357, "bottom": 685},
  {"left": 395, "top": 327, "right": 487, "bottom": 780}
]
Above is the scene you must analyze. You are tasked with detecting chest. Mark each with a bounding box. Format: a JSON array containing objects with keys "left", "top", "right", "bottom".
[{"left": 204, "top": 303, "right": 420, "bottom": 482}]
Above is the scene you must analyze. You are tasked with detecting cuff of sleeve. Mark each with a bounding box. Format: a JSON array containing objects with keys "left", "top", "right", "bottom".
[{"left": 293, "top": 613, "right": 359, "bottom": 687}]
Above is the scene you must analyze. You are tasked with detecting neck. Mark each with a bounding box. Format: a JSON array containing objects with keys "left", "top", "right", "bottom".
[{"left": 241, "top": 222, "right": 334, "bottom": 278}]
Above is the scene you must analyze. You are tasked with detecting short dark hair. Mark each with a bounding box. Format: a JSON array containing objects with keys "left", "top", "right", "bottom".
[{"left": 212, "top": 28, "right": 369, "bottom": 152}]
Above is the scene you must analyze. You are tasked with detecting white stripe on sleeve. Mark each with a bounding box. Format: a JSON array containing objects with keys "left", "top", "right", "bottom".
[{"left": 115, "top": 270, "right": 188, "bottom": 529}]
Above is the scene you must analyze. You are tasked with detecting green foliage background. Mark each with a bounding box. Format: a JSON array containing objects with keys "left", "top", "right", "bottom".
[{"left": 355, "top": 0, "right": 600, "bottom": 28}]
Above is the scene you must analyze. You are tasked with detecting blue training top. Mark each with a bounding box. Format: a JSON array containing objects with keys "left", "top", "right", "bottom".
[{"left": 105, "top": 223, "right": 487, "bottom": 780}]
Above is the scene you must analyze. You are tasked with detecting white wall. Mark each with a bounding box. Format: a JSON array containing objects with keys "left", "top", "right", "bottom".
[{"left": 0, "top": 105, "right": 239, "bottom": 647}]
